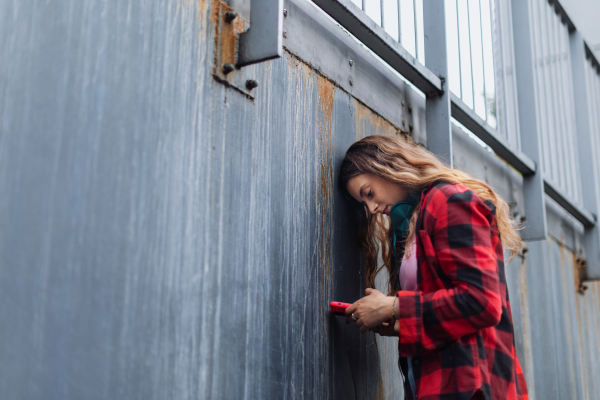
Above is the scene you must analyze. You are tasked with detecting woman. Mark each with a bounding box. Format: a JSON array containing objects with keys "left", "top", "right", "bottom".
[{"left": 339, "top": 135, "right": 528, "bottom": 400}]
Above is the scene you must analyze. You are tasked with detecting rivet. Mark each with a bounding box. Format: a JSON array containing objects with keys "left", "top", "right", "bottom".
[
  {"left": 349, "top": 78, "right": 353, "bottom": 86},
  {"left": 283, "top": 9, "right": 288, "bottom": 17},
  {"left": 349, "top": 60, "right": 354, "bottom": 67},
  {"left": 224, "top": 11, "right": 237, "bottom": 23},
  {"left": 401, "top": 100, "right": 405, "bottom": 107},
  {"left": 408, "top": 104, "right": 412, "bottom": 114},
  {"left": 222, "top": 63, "right": 235, "bottom": 74},
  {"left": 283, "top": 29, "right": 287, "bottom": 38},
  {"left": 409, "top": 123, "right": 414, "bottom": 132},
  {"left": 246, "top": 79, "right": 259, "bottom": 90}
]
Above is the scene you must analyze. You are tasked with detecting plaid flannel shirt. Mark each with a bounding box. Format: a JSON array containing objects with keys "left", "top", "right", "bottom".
[{"left": 397, "top": 182, "right": 528, "bottom": 400}]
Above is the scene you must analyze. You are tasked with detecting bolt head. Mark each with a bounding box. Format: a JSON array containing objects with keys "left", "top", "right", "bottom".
[
  {"left": 349, "top": 78, "right": 353, "bottom": 86},
  {"left": 283, "top": 29, "right": 287, "bottom": 38},
  {"left": 222, "top": 63, "right": 235, "bottom": 74},
  {"left": 283, "top": 8, "right": 288, "bottom": 17},
  {"left": 246, "top": 79, "right": 259, "bottom": 90},
  {"left": 224, "top": 11, "right": 237, "bottom": 23},
  {"left": 349, "top": 60, "right": 353, "bottom": 67}
]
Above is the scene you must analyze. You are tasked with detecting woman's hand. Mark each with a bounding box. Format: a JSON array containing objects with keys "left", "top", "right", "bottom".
[
  {"left": 345, "top": 288, "right": 396, "bottom": 333},
  {"left": 371, "top": 320, "right": 400, "bottom": 337}
]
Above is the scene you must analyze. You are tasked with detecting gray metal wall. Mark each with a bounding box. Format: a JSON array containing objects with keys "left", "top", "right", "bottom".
[{"left": 0, "top": 0, "right": 599, "bottom": 399}]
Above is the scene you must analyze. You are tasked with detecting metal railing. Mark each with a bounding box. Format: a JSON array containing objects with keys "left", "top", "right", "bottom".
[
  {"left": 349, "top": 0, "right": 425, "bottom": 65},
  {"left": 311, "top": 0, "right": 600, "bottom": 278}
]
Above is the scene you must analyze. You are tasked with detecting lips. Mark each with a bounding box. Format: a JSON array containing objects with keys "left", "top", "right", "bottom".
[{"left": 383, "top": 206, "right": 390, "bottom": 215}]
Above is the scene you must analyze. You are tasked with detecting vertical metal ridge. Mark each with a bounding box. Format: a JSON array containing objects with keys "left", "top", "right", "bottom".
[
  {"left": 510, "top": 0, "right": 548, "bottom": 240},
  {"left": 570, "top": 30, "right": 600, "bottom": 279},
  {"left": 423, "top": 0, "right": 452, "bottom": 166}
]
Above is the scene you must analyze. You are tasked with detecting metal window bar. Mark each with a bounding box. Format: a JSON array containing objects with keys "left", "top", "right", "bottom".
[
  {"left": 447, "top": 0, "right": 462, "bottom": 97},
  {"left": 493, "top": 0, "right": 512, "bottom": 144},
  {"left": 458, "top": 0, "right": 474, "bottom": 108},
  {"left": 554, "top": 4, "right": 570, "bottom": 197},
  {"left": 467, "top": 0, "right": 476, "bottom": 114},
  {"left": 494, "top": 0, "right": 521, "bottom": 150},
  {"left": 481, "top": 0, "right": 496, "bottom": 128},
  {"left": 413, "top": 0, "right": 419, "bottom": 60},
  {"left": 479, "top": 0, "right": 488, "bottom": 120},
  {"left": 310, "top": 0, "right": 598, "bottom": 259},
  {"left": 397, "top": 0, "right": 402, "bottom": 43},
  {"left": 565, "top": 26, "right": 583, "bottom": 205}
]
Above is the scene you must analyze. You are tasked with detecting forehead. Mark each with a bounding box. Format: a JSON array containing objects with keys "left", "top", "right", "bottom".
[{"left": 346, "top": 173, "right": 378, "bottom": 198}]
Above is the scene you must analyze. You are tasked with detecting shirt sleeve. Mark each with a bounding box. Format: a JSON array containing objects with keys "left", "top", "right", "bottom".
[{"left": 396, "top": 188, "right": 503, "bottom": 357}]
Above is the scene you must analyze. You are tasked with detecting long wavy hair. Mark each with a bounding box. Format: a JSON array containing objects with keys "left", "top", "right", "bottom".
[{"left": 339, "top": 135, "right": 522, "bottom": 295}]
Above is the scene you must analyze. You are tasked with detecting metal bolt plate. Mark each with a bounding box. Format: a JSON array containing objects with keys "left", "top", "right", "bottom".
[{"left": 212, "top": 1, "right": 258, "bottom": 98}]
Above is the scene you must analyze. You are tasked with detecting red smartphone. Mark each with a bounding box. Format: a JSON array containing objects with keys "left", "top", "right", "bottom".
[
  {"left": 330, "top": 301, "right": 351, "bottom": 317},
  {"left": 330, "top": 301, "right": 392, "bottom": 323}
]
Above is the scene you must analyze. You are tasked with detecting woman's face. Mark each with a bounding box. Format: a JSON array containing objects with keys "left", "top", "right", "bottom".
[{"left": 346, "top": 173, "right": 408, "bottom": 216}]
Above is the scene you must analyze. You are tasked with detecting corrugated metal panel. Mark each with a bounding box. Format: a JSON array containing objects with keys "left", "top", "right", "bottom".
[
  {"left": 585, "top": 59, "right": 600, "bottom": 214},
  {"left": 1, "top": 0, "right": 600, "bottom": 399},
  {"left": 530, "top": 0, "right": 582, "bottom": 205},
  {"left": 0, "top": 1, "right": 400, "bottom": 398}
]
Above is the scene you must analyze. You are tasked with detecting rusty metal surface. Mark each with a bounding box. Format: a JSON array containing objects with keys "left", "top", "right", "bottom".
[{"left": 1, "top": 0, "right": 600, "bottom": 399}]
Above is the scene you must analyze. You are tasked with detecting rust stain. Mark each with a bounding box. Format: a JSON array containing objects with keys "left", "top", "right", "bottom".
[
  {"left": 285, "top": 53, "right": 313, "bottom": 168},
  {"left": 197, "top": 0, "right": 211, "bottom": 40},
  {"left": 318, "top": 76, "right": 334, "bottom": 124},
  {"left": 352, "top": 98, "right": 405, "bottom": 141},
  {"left": 571, "top": 250, "right": 588, "bottom": 398},
  {"left": 211, "top": 0, "right": 248, "bottom": 81},
  {"left": 556, "top": 239, "right": 580, "bottom": 400},
  {"left": 316, "top": 74, "right": 334, "bottom": 305},
  {"left": 314, "top": 67, "right": 336, "bottom": 394},
  {"left": 595, "top": 283, "right": 600, "bottom": 352},
  {"left": 518, "top": 254, "right": 534, "bottom": 385}
]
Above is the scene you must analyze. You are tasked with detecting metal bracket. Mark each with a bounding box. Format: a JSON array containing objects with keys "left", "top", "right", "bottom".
[
  {"left": 237, "top": 0, "right": 284, "bottom": 67},
  {"left": 212, "top": 1, "right": 259, "bottom": 98}
]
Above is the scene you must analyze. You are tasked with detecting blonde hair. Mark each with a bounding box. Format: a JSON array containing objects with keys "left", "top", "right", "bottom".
[{"left": 339, "top": 135, "right": 522, "bottom": 295}]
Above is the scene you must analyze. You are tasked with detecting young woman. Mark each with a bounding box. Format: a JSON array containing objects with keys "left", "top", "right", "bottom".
[{"left": 339, "top": 135, "right": 528, "bottom": 400}]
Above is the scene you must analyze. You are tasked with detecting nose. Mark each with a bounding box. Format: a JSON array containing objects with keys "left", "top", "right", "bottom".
[{"left": 366, "top": 201, "right": 378, "bottom": 214}]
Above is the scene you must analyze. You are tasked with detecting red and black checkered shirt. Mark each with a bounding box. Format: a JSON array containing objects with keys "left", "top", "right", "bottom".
[{"left": 397, "top": 182, "right": 528, "bottom": 400}]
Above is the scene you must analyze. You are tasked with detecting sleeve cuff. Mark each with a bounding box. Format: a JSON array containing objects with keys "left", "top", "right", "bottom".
[{"left": 397, "top": 290, "right": 422, "bottom": 357}]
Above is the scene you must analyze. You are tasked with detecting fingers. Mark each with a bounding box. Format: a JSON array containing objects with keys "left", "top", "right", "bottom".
[
  {"left": 365, "top": 288, "right": 373, "bottom": 296},
  {"left": 345, "top": 302, "right": 358, "bottom": 316},
  {"left": 370, "top": 323, "right": 393, "bottom": 336},
  {"left": 354, "top": 317, "right": 364, "bottom": 329},
  {"left": 361, "top": 323, "right": 370, "bottom": 334}
]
